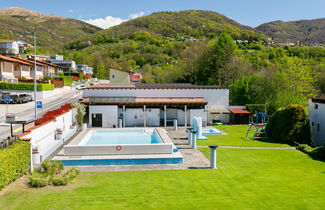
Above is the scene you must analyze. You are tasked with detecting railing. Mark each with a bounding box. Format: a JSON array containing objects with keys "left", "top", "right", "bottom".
[{"left": 0, "top": 135, "right": 18, "bottom": 149}]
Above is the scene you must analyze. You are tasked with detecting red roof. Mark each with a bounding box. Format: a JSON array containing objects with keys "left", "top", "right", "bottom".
[
  {"left": 230, "top": 109, "right": 250, "bottom": 114},
  {"left": 131, "top": 74, "right": 141, "bottom": 81},
  {"left": 0, "top": 55, "right": 32, "bottom": 65},
  {"left": 0, "top": 40, "right": 16, "bottom": 43}
]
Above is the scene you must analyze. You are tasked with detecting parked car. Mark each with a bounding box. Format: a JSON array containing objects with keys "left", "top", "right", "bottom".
[
  {"left": 19, "top": 94, "right": 33, "bottom": 102},
  {"left": 10, "top": 94, "right": 25, "bottom": 104}
]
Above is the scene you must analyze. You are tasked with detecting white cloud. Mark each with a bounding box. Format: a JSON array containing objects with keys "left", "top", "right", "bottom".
[
  {"left": 83, "top": 16, "right": 127, "bottom": 29},
  {"left": 129, "top": 11, "right": 145, "bottom": 19},
  {"left": 83, "top": 11, "right": 145, "bottom": 29},
  {"left": 68, "top": 9, "right": 74, "bottom": 14}
]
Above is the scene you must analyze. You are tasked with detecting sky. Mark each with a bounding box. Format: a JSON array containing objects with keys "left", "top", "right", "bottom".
[{"left": 0, "top": 0, "right": 325, "bottom": 29}]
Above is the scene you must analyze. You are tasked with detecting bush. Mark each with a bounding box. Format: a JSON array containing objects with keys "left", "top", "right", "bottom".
[
  {"left": 64, "top": 168, "right": 80, "bottom": 182},
  {"left": 297, "top": 145, "right": 325, "bottom": 160},
  {"left": 0, "top": 82, "right": 54, "bottom": 91},
  {"left": 28, "top": 173, "right": 50, "bottom": 188},
  {"left": 246, "top": 104, "right": 267, "bottom": 114},
  {"left": 51, "top": 175, "right": 68, "bottom": 186},
  {"left": 0, "top": 141, "right": 30, "bottom": 190},
  {"left": 38, "top": 160, "right": 64, "bottom": 175},
  {"left": 266, "top": 104, "right": 310, "bottom": 144},
  {"left": 29, "top": 161, "right": 79, "bottom": 188}
]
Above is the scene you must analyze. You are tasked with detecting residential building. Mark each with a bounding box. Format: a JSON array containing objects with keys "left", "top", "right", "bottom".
[
  {"left": 28, "top": 58, "right": 63, "bottom": 77},
  {"left": 77, "top": 64, "right": 93, "bottom": 76},
  {"left": 13, "top": 57, "right": 44, "bottom": 79},
  {"left": 109, "top": 67, "right": 131, "bottom": 83},
  {"left": 51, "top": 59, "right": 76, "bottom": 73},
  {"left": 36, "top": 54, "right": 64, "bottom": 61},
  {"left": 130, "top": 71, "right": 142, "bottom": 83},
  {"left": 0, "top": 55, "right": 32, "bottom": 82},
  {"left": 309, "top": 98, "right": 325, "bottom": 146},
  {"left": 82, "top": 83, "right": 229, "bottom": 128},
  {"left": 0, "top": 40, "right": 19, "bottom": 55}
]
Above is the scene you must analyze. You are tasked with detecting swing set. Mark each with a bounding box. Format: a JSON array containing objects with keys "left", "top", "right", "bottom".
[{"left": 245, "top": 112, "right": 269, "bottom": 139}]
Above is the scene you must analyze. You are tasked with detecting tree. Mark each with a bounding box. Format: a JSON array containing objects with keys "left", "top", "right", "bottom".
[{"left": 195, "top": 33, "right": 239, "bottom": 86}]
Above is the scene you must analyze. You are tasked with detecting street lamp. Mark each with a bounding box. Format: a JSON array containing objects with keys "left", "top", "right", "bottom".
[{"left": 27, "top": 31, "right": 37, "bottom": 119}]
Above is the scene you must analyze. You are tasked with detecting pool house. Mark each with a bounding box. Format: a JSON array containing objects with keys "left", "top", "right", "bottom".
[{"left": 82, "top": 83, "right": 229, "bottom": 128}]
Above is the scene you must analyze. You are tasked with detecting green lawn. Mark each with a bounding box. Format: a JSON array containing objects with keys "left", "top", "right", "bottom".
[
  {"left": 198, "top": 125, "right": 292, "bottom": 147},
  {"left": 0, "top": 126, "right": 324, "bottom": 209},
  {"left": 1, "top": 149, "right": 324, "bottom": 209}
]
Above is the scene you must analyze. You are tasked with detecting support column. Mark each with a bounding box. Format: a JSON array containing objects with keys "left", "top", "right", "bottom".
[
  {"left": 191, "top": 131, "right": 197, "bottom": 149},
  {"left": 143, "top": 105, "right": 146, "bottom": 127},
  {"left": 122, "top": 105, "right": 126, "bottom": 127},
  {"left": 184, "top": 105, "right": 187, "bottom": 127},
  {"left": 164, "top": 105, "right": 167, "bottom": 127}
]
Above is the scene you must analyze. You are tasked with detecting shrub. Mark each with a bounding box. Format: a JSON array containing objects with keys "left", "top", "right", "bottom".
[
  {"left": 246, "top": 104, "right": 267, "bottom": 114},
  {"left": 266, "top": 104, "right": 310, "bottom": 144},
  {"left": 0, "top": 141, "right": 30, "bottom": 190},
  {"left": 29, "top": 173, "right": 50, "bottom": 188},
  {"left": 0, "top": 82, "right": 54, "bottom": 91},
  {"left": 51, "top": 175, "right": 68, "bottom": 186},
  {"left": 38, "top": 160, "right": 64, "bottom": 175},
  {"left": 64, "top": 168, "right": 80, "bottom": 182},
  {"left": 297, "top": 145, "right": 325, "bottom": 160}
]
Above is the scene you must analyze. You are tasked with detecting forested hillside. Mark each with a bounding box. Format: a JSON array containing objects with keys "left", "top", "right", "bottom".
[
  {"left": 65, "top": 10, "right": 265, "bottom": 78},
  {"left": 256, "top": 18, "right": 325, "bottom": 44},
  {"left": 0, "top": 8, "right": 102, "bottom": 52}
]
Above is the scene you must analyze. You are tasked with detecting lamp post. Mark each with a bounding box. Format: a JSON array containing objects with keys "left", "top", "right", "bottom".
[
  {"left": 33, "top": 32, "right": 37, "bottom": 120},
  {"left": 27, "top": 31, "right": 37, "bottom": 119}
]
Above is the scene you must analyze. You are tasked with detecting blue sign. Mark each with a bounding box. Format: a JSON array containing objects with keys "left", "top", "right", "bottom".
[
  {"left": 36, "top": 101, "right": 42, "bottom": 109},
  {"left": 4, "top": 96, "right": 10, "bottom": 104}
]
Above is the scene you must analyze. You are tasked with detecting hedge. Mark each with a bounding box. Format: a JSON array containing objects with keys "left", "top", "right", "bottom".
[
  {"left": 297, "top": 145, "right": 325, "bottom": 160},
  {"left": 0, "top": 141, "right": 30, "bottom": 190},
  {"left": 53, "top": 76, "right": 73, "bottom": 86},
  {"left": 0, "top": 82, "right": 54, "bottom": 91},
  {"left": 266, "top": 104, "right": 310, "bottom": 144},
  {"left": 246, "top": 104, "right": 267, "bottom": 114}
]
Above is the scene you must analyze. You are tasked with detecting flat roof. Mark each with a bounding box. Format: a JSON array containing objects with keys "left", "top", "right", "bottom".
[
  {"left": 311, "top": 98, "right": 325, "bottom": 104},
  {"left": 85, "top": 83, "right": 224, "bottom": 90},
  {"left": 82, "top": 97, "right": 207, "bottom": 108}
]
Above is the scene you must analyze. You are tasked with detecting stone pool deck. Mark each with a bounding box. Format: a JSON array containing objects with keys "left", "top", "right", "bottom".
[{"left": 51, "top": 127, "right": 211, "bottom": 172}]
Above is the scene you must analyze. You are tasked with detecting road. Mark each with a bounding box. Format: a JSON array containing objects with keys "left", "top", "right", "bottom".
[{"left": 0, "top": 89, "right": 82, "bottom": 141}]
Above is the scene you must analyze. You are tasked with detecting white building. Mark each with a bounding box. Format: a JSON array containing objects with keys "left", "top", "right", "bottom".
[
  {"left": 82, "top": 83, "right": 229, "bottom": 128},
  {"left": 0, "top": 40, "right": 19, "bottom": 55},
  {"left": 309, "top": 98, "right": 325, "bottom": 146}
]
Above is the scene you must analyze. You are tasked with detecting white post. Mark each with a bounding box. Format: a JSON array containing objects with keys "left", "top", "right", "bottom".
[
  {"left": 191, "top": 131, "right": 197, "bottom": 149},
  {"left": 30, "top": 142, "right": 33, "bottom": 172},
  {"left": 122, "top": 105, "right": 126, "bottom": 127},
  {"left": 184, "top": 105, "right": 187, "bottom": 127},
  {"left": 143, "top": 105, "right": 146, "bottom": 127},
  {"left": 209, "top": 145, "right": 218, "bottom": 169},
  {"left": 164, "top": 105, "right": 167, "bottom": 127}
]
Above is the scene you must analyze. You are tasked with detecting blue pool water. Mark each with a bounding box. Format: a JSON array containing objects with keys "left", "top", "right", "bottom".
[
  {"left": 202, "top": 128, "right": 222, "bottom": 135},
  {"left": 79, "top": 129, "right": 162, "bottom": 145}
]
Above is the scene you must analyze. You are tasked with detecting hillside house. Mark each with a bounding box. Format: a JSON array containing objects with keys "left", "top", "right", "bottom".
[
  {"left": 51, "top": 60, "right": 76, "bottom": 73},
  {"left": 82, "top": 83, "right": 229, "bottom": 128},
  {"left": 13, "top": 57, "right": 44, "bottom": 79},
  {"left": 0, "top": 55, "right": 31, "bottom": 82},
  {"left": 309, "top": 98, "right": 325, "bottom": 146},
  {"left": 0, "top": 40, "right": 19, "bottom": 55}
]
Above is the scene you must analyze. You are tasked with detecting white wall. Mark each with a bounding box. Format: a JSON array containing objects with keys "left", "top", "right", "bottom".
[
  {"left": 23, "top": 110, "right": 76, "bottom": 161},
  {"left": 84, "top": 88, "right": 229, "bottom": 109},
  {"left": 89, "top": 105, "right": 118, "bottom": 128},
  {"left": 309, "top": 99, "right": 325, "bottom": 146}
]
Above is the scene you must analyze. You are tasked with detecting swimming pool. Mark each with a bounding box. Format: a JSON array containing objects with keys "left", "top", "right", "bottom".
[
  {"left": 63, "top": 128, "right": 175, "bottom": 156},
  {"left": 202, "top": 128, "right": 222, "bottom": 135},
  {"left": 79, "top": 129, "right": 162, "bottom": 145}
]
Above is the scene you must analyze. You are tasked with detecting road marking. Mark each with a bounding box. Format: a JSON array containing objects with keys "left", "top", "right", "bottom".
[{"left": 13, "top": 127, "right": 22, "bottom": 132}]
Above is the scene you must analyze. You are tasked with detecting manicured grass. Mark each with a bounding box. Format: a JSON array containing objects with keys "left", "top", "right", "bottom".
[
  {"left": 0, "top": 148, "right": 324, "bottom": 209},
  {"left": 198, "top": 125, "right": 292, "bottom": 147}
]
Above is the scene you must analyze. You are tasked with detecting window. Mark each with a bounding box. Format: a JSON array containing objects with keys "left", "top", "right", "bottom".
[
  {"left": 314, "top": 104, "right": 318, "bottom": 109},
  {"left": 317, "top": 124, "right": 320, "bottom": 132},
  {"left": 312, "top": 122, "right": 314, "bottom": 126}
]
